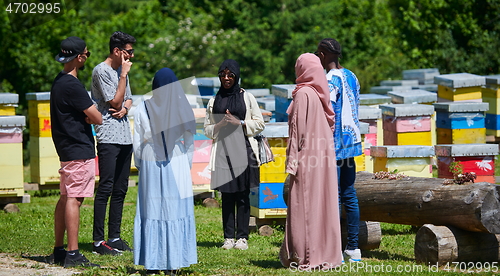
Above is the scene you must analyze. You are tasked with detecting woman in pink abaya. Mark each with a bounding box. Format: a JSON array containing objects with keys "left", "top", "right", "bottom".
[{"left": 281, "top": 53, "right": 342, "bottom": 269}]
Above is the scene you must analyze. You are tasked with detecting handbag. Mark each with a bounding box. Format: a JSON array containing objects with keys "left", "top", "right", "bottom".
[{"left": 254, "top": 134, "right": 274, "bottom": 165}]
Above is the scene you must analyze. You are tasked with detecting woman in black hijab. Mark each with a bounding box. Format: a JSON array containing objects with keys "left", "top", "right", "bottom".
[{"left": 204, "top": 59, "right": 265, "bottom": 250}]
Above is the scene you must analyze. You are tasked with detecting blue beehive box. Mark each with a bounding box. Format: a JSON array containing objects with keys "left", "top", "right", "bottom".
[
  {"left": 195, "top": 77, "right": 220, "bottom": 96},
  {"left": 434, "top": 102, "right": 489, "bottom": 129},
  {"left": 486, "top": 114, "right": 500, "bottom": 130},
  {"left": 272, "top": 84, "right": 295, "bottom": 122},
  {"left": 250, "top": 182, "right": 287, "bottom": 209}
]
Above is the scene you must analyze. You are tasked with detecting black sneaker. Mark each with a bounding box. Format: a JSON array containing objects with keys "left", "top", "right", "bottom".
[
  {"left": 51, "top": 248, "right": 67, "bottom": 266},
  {"left": 63, "top": 253, "right": 100, "bottom": 268},
  {"left": 108, "top": 238, "right": 133, "bottom": 252},
  {"left": 92, "top": 241, "right": 121, "bottom": 255}
]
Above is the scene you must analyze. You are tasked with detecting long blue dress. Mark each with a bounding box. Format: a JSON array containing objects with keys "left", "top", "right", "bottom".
[{"left": 133, "top": 100, "right": 197, "bottom": 270}]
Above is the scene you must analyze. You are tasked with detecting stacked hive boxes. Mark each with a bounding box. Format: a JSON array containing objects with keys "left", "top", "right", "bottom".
[
  {"left": 272, "top": 84, "right": 294, "bottom": 122},
  {"left": 371, "top": 145, "right": 434, "bottom": 178},
  {"left": 250, "top": 122, "right": 288, "bottom": 219},
  {"left": 387, "top": 90, "right": 437, "bottom": 105},
  {"left": 403, "top": 68, "right": 440, "bottom": 85},
  {"left": 354, "top": 122, "right": 370, "bottom": 172},
  {"left": 434, "top": 102, "right": 488, "bottom": 144},
  {"left": 435, "top": 144, "right": 498, "bottom": 184},
  {"left": 435, "top": 73, "right": 485, "bottom": 103},
  {"left": 358, "top": 106, "right": 382, "bottom": 173},
  {"left": 380, "top": 104, "right": 434, "bottom": 146},
  {"left": 0, "top": 93, "right": 26, "bottom": 198},
  {"left": 0, "top": 93, "right": 17, "bottom": 115},
  {"left": 403, "top": 68, "right": 439, "bottom": 92},
  {"left": 27, "top": 92, "right": 60, "bottom": 185},
  {"left": 387, "top": 90, "right": 438, "bottom": 145},
  {"left": 191, "top": 107, "right": 212, "bottom": 195},
  {"left": 483, "top": 75, "right": 500, "bottom": 137}
]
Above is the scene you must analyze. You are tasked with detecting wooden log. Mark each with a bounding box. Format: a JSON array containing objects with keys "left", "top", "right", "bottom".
[
  {"left": 415, "top": 224, "right": 500, "bottom": 264},
  {"left": 355, "top": 171, "right": 500, "bottom": 233},
  {"left": 341, "top": 221, "right": 381, "bottom": 250}
]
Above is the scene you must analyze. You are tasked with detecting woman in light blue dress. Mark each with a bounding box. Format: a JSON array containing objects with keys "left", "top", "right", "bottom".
[{"left": 133, "top": 68, "right": 197, "bottom": 274}]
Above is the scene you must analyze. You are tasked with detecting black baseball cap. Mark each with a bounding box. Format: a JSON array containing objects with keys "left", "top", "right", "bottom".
[{"left": 55, "top": 36, "right": 86, "bottom": 63}]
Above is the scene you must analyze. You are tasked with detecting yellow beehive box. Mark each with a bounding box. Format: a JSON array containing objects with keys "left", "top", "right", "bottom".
[
  {"left": 373, "top": 157, "right": 432, "bottom": 178},
  {"left": 30, "top": 136, "right": 58, "bottom": 158},
  {"left": 28, "top": 100, "right": 51, "bottom": 117},
  {"left": 0, "top": 142, "right": 22, "bottom": 166},
  {"left": 354, "top": 154, "right": 365, "bottom": 172},
  {"left": 437, "top": 85, "right": 482, "bottom": 102},
  {"left": 30, "top": 156, "right": 61, "bottom": 184},
  {"left": 260, "top": 147, "right": 287, "bottom": 183},
  {"left": 250, "top": 206, "right": 287, "bottom": 219},
  {"left": 486, "top": 129, "right": 500, "bottom": 137},
  {"left": 482, "top": 97, "right": 500, "bottom": 114},
  {"left": 0, "top": 143, "right": 24, "bottom": 192},
  {"left": 436, "top": 128, "right": 486, "bottom": 144},
  {"left": 267, "top": 138, "right": 287, "bottom": 148},
  {"left": 482, "top": 87, "right": 500, "bottom": 98},
  {"left": 371, "top": 145, "right": 434, "bottom": 178},
  {"left": 29, "top": 117, "right": 52, "bottom": 137},
  {"left": 0, "top": 106, "right": 16, "bottom": 116},
  {"left": 364, "top": 155, "right": 374, "bottom": 173},
  {"left": 383, "top": 130, "right": 433, "bottom": 146},
  {"left": 0, "top": 188, "right": 24, "bottom": 197}
]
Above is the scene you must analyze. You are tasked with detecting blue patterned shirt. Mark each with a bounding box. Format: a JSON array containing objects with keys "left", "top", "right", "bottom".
[{"left": 327, "top": 68, "right": 362, "bottom": 160}]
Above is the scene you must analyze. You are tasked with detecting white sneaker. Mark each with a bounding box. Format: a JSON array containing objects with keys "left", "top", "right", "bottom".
[
  {"left": 222, "top": 238, "right": 235, "bottom": 250},
  {"left": 344, "top": 249, "right": 362, "bottom": 262},
  {"left": 234, "top": 238, "right": 248, "bottom": 250}
]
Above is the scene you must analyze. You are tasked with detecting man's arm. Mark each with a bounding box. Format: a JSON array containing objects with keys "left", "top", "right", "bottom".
[
  {"left": 84, "top": 105, "right": 103, "bottom": 125},
  {"left": 108, "top": 54, "right": 132, "bottom": 110}
]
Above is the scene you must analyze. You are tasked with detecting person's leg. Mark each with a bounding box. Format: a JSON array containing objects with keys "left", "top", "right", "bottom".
[
  {"left": 93, "top": 143, "right": 119, "bottom": 242},
  {"left": 66, "top": 197, "right": 84, "bottom": 251},
  {"left": 235, "top": 190, "right": 250, "bottom": 240},
  {"left": 108, "top": 144, "right": 133, "bottom": 240},
  {"left": 338, "top": 158, "right": 360, "bottom": 250},
  {"left": 54, "top": 195, "right": 67, "bottom": 248},
  {"left": 221, "top": 192, "right": 236, "bottom": 239}
]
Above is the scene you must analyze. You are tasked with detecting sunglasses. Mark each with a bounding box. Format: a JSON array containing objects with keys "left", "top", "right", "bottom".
[
  {"left": 80, "top": 51, "right": 91, "bottom": 58},
  {"left": 119, "top": 47, "right": 134, "bottom": 55},
  {"left": 218, "top": 72, "right": 236, "bottom": 79}
]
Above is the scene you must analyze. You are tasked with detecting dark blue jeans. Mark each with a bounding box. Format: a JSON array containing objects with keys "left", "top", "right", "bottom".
[
  {"left": 338, "top": 157, "right": 360, "bottom": 250},
  {"left": 93, "top": 143, "right": 133, "bottom": 241}
]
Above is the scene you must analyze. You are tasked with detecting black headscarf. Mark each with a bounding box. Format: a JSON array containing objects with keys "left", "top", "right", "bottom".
[{"left": 212, "top": 59, "right": 246, "bottom": 138}]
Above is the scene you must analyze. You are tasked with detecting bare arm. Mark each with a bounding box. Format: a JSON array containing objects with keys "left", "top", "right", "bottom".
[
  {"left": 108, "top": 55, "right": 132, "bottom": 110},
  {"left": 84, "top": 105, "right": 103, "bottom": 125}
]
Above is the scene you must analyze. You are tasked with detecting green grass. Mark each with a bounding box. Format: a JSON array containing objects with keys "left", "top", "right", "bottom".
[{"left": 1, "top": 186, "right": 496, "bottom": 276}]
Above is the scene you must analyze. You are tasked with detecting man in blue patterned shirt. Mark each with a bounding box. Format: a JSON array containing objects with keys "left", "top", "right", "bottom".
[{"left": 316, "top": 38, "right": 362, "bottom": 262}]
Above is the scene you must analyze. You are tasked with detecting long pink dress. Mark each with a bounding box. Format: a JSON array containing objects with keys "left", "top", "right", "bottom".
[{"left": 282, "top": 53, "right": 342, "bottom": 269}]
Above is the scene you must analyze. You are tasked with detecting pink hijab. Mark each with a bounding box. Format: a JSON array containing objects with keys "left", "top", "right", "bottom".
[{"left": 290, "top": 53, "right": 335, "bottom": 129}]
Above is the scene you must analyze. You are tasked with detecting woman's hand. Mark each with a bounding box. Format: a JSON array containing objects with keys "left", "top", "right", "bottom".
[{"left": 224, "top": 109, "right": 241, "bottom": 125}]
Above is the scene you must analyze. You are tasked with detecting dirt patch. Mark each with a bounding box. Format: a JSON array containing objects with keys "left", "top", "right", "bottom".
[{"left": 0, "top": 253, "right": 78, "bottom": 275}]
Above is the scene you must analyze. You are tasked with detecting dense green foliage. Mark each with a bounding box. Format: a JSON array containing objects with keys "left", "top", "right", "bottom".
[{"left": 1, "top": 0, "right": 499, "bottom": 104}]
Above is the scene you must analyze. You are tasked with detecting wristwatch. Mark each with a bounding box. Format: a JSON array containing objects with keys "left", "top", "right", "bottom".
[{"left": 240, "top": 120, "right": 245, "bottom": 125}]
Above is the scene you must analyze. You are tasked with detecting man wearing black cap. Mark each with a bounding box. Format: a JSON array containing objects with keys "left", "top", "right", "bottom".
[
  {"left": 91, "top": 31, "right": 135, "bottom": 255},
  {"left": 50, "top": 36, "right": 102, "bottom": 268}
]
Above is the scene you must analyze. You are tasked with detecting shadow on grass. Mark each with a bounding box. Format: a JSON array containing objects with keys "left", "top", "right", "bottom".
[
  {"left": 196, "top": 241, "right": 220, "bottom": 248},
  {"left": 22, "top": 254, "right": 52, "bottom": 264},
  {"left": 363, "top": 250, "right": 414, "bottom": 262},
  {"left": 250, "top": 259, "right": 283, "bottom": 269},
  {"left": 381, "top": 226, "right": 419, "bottom": 236}
]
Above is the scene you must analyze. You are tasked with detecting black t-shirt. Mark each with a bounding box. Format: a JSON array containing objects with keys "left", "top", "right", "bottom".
[{"left": 50, "top": 72, "right": 96, "bottom": 162}]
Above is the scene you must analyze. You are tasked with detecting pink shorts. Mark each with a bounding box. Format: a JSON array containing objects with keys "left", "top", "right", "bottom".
[{"left": 59, "top": 159, "right": 96, "bottom": 198}]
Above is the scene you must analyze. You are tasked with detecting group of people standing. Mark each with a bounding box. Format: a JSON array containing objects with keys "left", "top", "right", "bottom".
[{"left": 49, "top": 31, "right": 361, "bottom": 273}]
